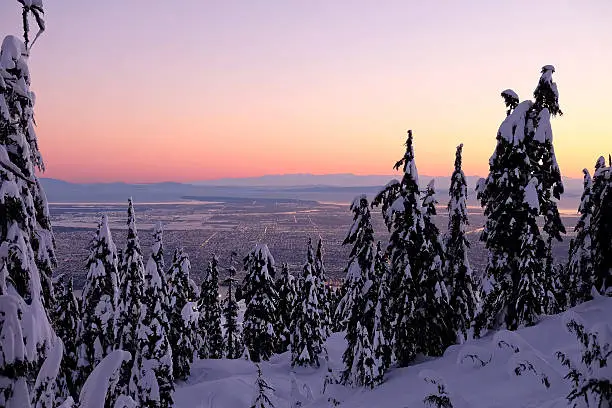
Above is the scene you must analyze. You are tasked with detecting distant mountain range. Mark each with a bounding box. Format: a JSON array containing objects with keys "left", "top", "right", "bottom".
[{"left": 40, "top": 173, "right": 585, "bottom": 208}]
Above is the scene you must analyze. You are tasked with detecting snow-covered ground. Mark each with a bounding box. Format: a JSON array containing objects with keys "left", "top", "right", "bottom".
[{"left": 175, "top": 295, "right": 611, "bottom": 408}]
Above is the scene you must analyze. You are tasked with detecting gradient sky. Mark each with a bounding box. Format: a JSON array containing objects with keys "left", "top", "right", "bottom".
[{"left": 1, "top": 1, "right": 611, "bottom": 183}]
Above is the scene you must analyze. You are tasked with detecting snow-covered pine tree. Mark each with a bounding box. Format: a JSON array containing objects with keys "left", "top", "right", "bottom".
[
  {"left": 336, "top": 195, "right": 374, "bottom": 332},
  {"left": 250, "top": 364, "right": 275, "bottom": 408},
  {"left": 0, "top": 13, "right": 66, "bottom": 406},
  {"left": 567, "top": 169, "right": 595, "bottom": 305},
  {"left": 77, "top": 215, "right": 120, "bottom": 388},
  {"left": 337, "top": 195, "right": 381, "bottom": 386},
  {"left": 445, "top": 144, "right": 480, "bottom": 343},
  {"left": 197, "top": 255, "right": 224, "bottom": 359},
  {"left": 372, "top": 131, "right": 421, "bottom": 367},
  {"left": 590, "top": 157, "right": 612, "bottom": 295},
  {"left": 275, "top": 262, "right": 297, "bottom": 353},
  {"left": 52, "top": 273, "right": 81, "bottom": 401},
  {"left": 418, "top": 179, "right": 454, "bottom": 356},
  {"left": 343, "top": 321, "right": 376, "bottom": 388},
  {"left": 315, "top": 239, "right": 332, "bottom": 339},
  {"left": 223, "top": 252, "right": 243, "bottom": 359},
  {"left": 371, "top": 241, "right": 392, "bottom": 383},
  {"left": 175, "top": 301, "right": 198, "bottom": 381},
  {"left": 290, "top": 240, "right": 325, "bottom": 367},
  {"left": 114, "top": 198, "right": 146, "bottom": 397},
  {"left": 475, "top": 67, "right": 563, "bottom": 333},
  {"left": 242, "top": 244, "right": 279, "bottom": 362},
  {"left": 373, "top": 130, "right": 453, "bottom": 365},
  {"left": 528, "top": 65, "right": 566, "bottom": 246},
  {"left": 150, "top": 222, "right": 169, "bottom": 317},
  {"left": 166, "top": 248, "right": 197, "bottom": 379},
  {"left": 131, "top": 236, "right": 175, "bottom": 407}
]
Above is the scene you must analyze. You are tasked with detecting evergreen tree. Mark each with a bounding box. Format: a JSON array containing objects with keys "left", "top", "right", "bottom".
[
  {"left": 418, "top": 179, "right": 454, "bottom": 356},
  {"left": 373, "top": 130, "right": 451, "bottom": 365},
  {"left": 175, "top": 301, "right": 199, "bottom": 381},
  {"left": 242, "top": 244, "right": 279, "bottom": 362},
  {"left": 445, "top": 144, "right": 480, "bottom": 343},
  {"left": 150, "top": 222, "right": 169, "bottom": 316},
  {"left": 115, "top": 198, "right": 146, "bottom": 397},
  {"left": 566, "top": 169, "right": 595, "bottom": 306},
  {"left": 590, "top": 157, "right": 612, "bottom": 295},
  {"left": 476, "top": 67, "right": 564, "bottom": 333},
  {"left": 290, "top": 242, "right": 325, "bottom": 367},
  {"left": 77, "top": 215, "right": 120, "bottom": 388},
  {"left": 338, "top": 195, "right": 382, "bottom": 386},
  {"left": 197, "top": 255, "right": 224, "bottom": 359},
  {"left": 52, "top": 273, "right": 81, "bottom": 401},
  {"left": 250, "top": 364, "right": 275, "bottom": 408},
  {"left": 130, "top": 237, "right": 175, "bottom": 407},
  {"left": 372, "top": 131, "right": 420, "bottom": 367},
  {"left": 0, "top": 12, "right": 64, "bottom": 405},
  {"left": 371, "top": 242, "right": 392, "bottom": 383},
  {"left": 336, "top": 195, "right": 374, "bottom": 332},
  {"left": 275, "top": 263, "right": 297, "bottom": 353},
  {"left": 167, "top": 248, "right": 197, "bottom": 379},
  {"left": 223, "top": 252, "right": 243, "bottom": 359},
  {"left": 314, "top": 239, "right": 332, "bottom": 339}
]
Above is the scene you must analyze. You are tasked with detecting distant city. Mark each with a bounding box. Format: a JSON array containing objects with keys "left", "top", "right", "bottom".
[{"left": 48, "top": 175, "right": 581, "bottom": 288}]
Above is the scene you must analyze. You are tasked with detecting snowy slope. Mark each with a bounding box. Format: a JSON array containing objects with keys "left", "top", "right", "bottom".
[{"left": 175, "top": 295, "right": 611, "bottom": 408}]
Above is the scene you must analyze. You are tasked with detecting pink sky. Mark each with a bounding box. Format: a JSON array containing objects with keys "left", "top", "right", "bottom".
[{"left": 1, "top": 1, "right": 611, "bottom": 182}]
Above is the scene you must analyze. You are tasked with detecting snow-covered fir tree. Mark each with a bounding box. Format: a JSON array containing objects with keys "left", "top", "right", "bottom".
[
  {"left": 314, "top": 239, "right": 332, "bottom": 339},
  {"left": 77, "top": 215, "right": 120, "bottom": 388},
  {"left": 166, "top": 248, "right": 197, "bottom": 379},
  {"left": 115, "top": 198, "right": 146, "bottom": 397},
  {"left": 373, "top": 130, "right": 451, "bottom": 365},
  {"left": 476, "top": 67, "right": 565, "bottom": 333},
  {"left": 372, "top": 131, "right": 420, "bottom": 366},
  {"left": 343, "top": 322, "right": 376, "bottom": 388},
  {"left": 0, "top": 8, "right": 71, "bottom": 406},
  {"left": 150, "top": 222, "right": 169, "bottom": 316},
  {"left": 336, "top": 195, "right": 374, "bottom": 332},
  {"left": 566, "top": 169, "right": 595, "bottom": 306},
  {"left": 371, "top": 241, "right": 392, "bottom": 383},
  {"left": 590, "top": 156, "right": 612, "bottom": 295},
  {"left": 275, "top": 263, "right": 297, "bottom": 353},
  {"left": 418, "top": 179, "right": 454, "bottom": 356},
  {"left": 291, "top": 240, "right": 324, "bottom": 367},
  {"left": 130, "top": 234, "right": 175, "bottom": 408},
  {"left": 250, "top": 364, "right": 275, "bottom": 408},
  {"left": 52, "top": 273, "right": 81, "bottom": 401},
  {"left": 445, "top": 144, "right": 480, "bottom": 343},
  {"left": 197, "top": 255, "right": 224, "bottom": 359},
  {"left": 337, "top": 195, "right": 382, "bottom": 386},
  {"left": 242, "top": 244, "right": 279, "bottom": 362},
  {"left": 223, "top": 252, "right": 243, "bottom": 359}
]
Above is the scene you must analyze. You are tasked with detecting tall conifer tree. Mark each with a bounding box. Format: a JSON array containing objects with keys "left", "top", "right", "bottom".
[
  {"left": 52, "top": 273, "right": 80, "bottom": 401},
  {"left": 242, "top": 244, "right": 279, "bottom": 362},
  {"left": 290, "top": 241, "right": 324, "bottom": 367},
  {"left": 115, "top": 199, "right": 146, "bottom": 397},
  {"left": 77, "top": 215, "right": 120, "bottom": 388},
  {"left": 197, "top": 255, "right": 224, "bottom": 359},
  {"left": 476, "top": 67, "right": 564, "bottom": 333},
  {"left": 445, "top": 144, "right": 480, "bottom": 342},
  {"left": 223, "top": 252, "right": 243, "bottom": 359},
  {"left": 167, "top": 248, "right": 197, "bottom": 379},
  {"left": 590, "top": 157, "right": 612, "bottom": 295},
  {"left": 275, "top": 263, "right": 297, "bottom": 353}
]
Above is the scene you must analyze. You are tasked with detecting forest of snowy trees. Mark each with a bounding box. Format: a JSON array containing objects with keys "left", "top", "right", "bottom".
[{"left": 1, "top": 2, "right": 611, "bottom": 408}]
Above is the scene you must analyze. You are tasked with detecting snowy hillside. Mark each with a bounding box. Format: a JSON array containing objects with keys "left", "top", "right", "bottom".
[{"left": 176, "top": 295, "right": 611, "bottom": 408}]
